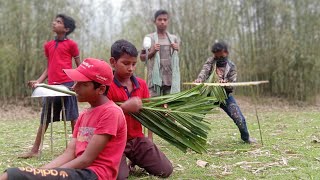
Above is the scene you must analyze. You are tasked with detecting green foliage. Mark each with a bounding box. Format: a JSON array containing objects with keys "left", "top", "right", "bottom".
[
  {"left": 0, "top": 0, "right": 114, "bottom": 103},
  {"left": 131, "top": 84, "right": 227, "bottom": 153},
  {"left": 116, "top": 0, "right": 320, "bottom": 103},
  {"left": 0, "top": 0, "right": 76, "bottom": 102},
  {"left": 1, "top": 0, "right": 320, "bottom": 103},
  {"left": 235, "top": 0, "right": 320, "bottom": 102}
]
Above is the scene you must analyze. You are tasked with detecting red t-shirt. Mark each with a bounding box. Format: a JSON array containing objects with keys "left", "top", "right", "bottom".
[
  {"left": 107, "top": 76, "right": 150, "bottom": 140},
  {"left": 44, "top": 39, "right": 79, "bottom": 85},
  {"left": 73, "top": 100, "right": 127, "bottom": 180}
]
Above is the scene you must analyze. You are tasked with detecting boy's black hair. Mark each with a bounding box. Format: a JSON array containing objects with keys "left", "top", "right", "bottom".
[
  {"left": 154, "top": 9, "right": 169, "bottom": 20},
  {"left": 93, "top": 81, "right": 109, "bottom": 95},
  {"left": 111, "top": 39, "right": 138, "bottom": 60},
  {"left": 211, "top": 41, "right": 229, "bottom": 53},
  {"left": 56, "top": 14, "right": 76, "bottom": 36}
]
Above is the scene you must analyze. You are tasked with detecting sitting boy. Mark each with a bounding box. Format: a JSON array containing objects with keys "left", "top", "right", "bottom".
[
  {"left": 107, "top": 40, "right": 173, "bottom": 179},
  {"left": 0, "top": 58, "right": 127, "bottom": 180}
]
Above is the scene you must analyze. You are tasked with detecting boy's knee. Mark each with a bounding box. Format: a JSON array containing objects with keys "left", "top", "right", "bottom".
[
  {"left": 116, "top": 172, "right": 128, "bottom": 180},
  {"left": 159, "top": 164, "right": 173, "bottom": 178},
  {"left": 153, "top": 160, "right": 173, "bottom": 178}
]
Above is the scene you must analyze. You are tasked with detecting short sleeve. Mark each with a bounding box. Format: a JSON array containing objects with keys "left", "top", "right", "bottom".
[
  {"left": 44, "top": 42, "right": 49, "bottom": 58},
  {"left": 94, "top": 107, "right": 123, "bottom": 137},
  {"left": 70, "top": 41, "right": 80, "bottom": 58},
  {"left": 107, "top": 86, "right": 115, "bottom": 101}
]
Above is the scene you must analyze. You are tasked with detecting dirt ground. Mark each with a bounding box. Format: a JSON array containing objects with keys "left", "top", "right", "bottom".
[{"left": 0, "top": 99, "right": 87, "bottom": 121}]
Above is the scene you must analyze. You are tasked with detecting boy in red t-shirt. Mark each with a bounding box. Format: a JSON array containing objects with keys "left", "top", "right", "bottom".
[
  {"left": 107, "top": 40, "right": 173, "bottom": 179},
  {"left": 21, "top": 14, "right": 81, "bottom": 158},
  {"left": 1, "top": 58, "right": 127, "bottom": 180}
]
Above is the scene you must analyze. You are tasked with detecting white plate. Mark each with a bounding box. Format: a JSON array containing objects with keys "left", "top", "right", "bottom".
[{"left": 31, "top": 85, "right": 72, "bottom": 97}]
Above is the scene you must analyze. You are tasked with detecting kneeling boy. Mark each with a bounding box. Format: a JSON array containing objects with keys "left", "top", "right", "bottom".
[{"left": 107, "top": 40, "right": 173, "bottom": 179}]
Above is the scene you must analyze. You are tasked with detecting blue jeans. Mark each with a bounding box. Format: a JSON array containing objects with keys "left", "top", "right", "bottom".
[{"left": 220, "top": 95, "right": 250, "bottom": 141}]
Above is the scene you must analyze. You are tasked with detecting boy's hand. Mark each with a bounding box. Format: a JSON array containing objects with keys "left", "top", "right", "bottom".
[
  {"left": 70, "top": 83, "right": 76, "bottom": 91},
  {"left": 171, "top": 43, "right": 179, "bottom": 51},
  {"left": 194, "top": 79, "right": 202, "bottom": 83},
  {"left": 27, "top": 80, "right": 39, "bottom": 88},
  {"left": 151, "top": 43, "right": 160, "bottom": 53},
  {"left": 120, "top": 97, "right": 142, "bottom": 113},
  {"left": 163, "top": 103, "right": 169, "bottom": 116},
  {"left": 219, "top": 79, "right": 228, "bottom": 83}
]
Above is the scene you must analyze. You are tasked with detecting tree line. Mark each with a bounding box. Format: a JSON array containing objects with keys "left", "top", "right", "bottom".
[{"left": 1, "top": 0, "right": 319, "bottom": 104}]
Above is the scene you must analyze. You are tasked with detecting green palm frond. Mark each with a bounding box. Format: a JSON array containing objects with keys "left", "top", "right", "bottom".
[{"left": 130, "top": 84, "right": 227, "bottom": 153}]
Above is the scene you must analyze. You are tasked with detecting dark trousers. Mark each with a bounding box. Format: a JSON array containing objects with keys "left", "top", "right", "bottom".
[
  {"left": 40, "top": 82, "right": 79, "bottom": 124},
  {"left": 6, "top": 167, "right": 97, "bottom": 180},
  {"left": 117, "top": 137, "right": 173, "bottom": 179},
  {"left": 149, "top": 85, "right": 171, "bottom": 97},
  {"left": 220, "top": 95, "right": 250, "bottom": 141}
]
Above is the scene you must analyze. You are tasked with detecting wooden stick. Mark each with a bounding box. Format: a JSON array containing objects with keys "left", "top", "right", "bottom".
[
  {"left": 61, "top": 97, "right": 68, "bottom": 148},
  {"left": 183, "top": 81, "right": 269, "bottom": 87},
  {"left": 143, "top": 49, "right": 153, "bottom": 142},
  {"left": 50, "top": 99, "right": 53, "bottom": 154},
  {"left": 251, "top": 86, "right": 264, "bottom": 145}
]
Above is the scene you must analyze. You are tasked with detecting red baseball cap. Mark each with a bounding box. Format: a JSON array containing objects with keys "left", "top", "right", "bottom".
[{"left": 63, "top": 58, "right": 113, "bottom": 85}]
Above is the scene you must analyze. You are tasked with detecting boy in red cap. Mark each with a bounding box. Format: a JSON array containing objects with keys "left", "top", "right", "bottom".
[
  {"left": 1, "top": 58, "right": 127, "bottom": 180},
  {"left": 107, "top": 40, "right": 173, "bottom": 179}
]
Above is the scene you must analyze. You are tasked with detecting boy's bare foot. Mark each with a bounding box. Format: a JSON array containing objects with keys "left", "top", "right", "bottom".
[
  {"left": 18, "top": 152, "right": 39, "bottom": 159},
  {"left": 245, "top": 137, "right": 257, "bottom": 144}
]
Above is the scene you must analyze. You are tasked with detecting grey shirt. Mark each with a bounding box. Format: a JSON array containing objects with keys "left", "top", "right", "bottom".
[
  {"left": 143, "top": 33, "right": 180, "bottom": 88},
  {"left": 195, "top": 57, "right": 237, "bottom": 93}
]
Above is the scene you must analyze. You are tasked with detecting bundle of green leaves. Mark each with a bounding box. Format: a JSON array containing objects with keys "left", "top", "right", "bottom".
[{"left": 131, "top": 84, "right": 227, "bottom": 153}]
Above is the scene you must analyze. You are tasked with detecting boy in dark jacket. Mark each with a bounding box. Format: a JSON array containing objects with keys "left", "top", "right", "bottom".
[{"left": 195, "top": 41, "right": 256, "bottom": 144}]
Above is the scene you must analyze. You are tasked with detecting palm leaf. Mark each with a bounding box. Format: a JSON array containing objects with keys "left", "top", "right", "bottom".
[{"left": 129, "top": 84, "right": 227, "bottom": 153}]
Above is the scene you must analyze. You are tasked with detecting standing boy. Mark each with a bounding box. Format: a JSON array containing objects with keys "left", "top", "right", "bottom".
[
  {"left": 1, "top": 58, "right": 127, "bottom": 180},
  {"left": 140, "top": 9, "right": 181, "bottom": 97},
  {"left": 107, "top": 40, "right": 173, "bottom": 179},
  {"left": 21, "top": 14, "right": 81, "bottom": 158},
  {"left": 195, "top": 41, "right": 256, "bottom": 144}
]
